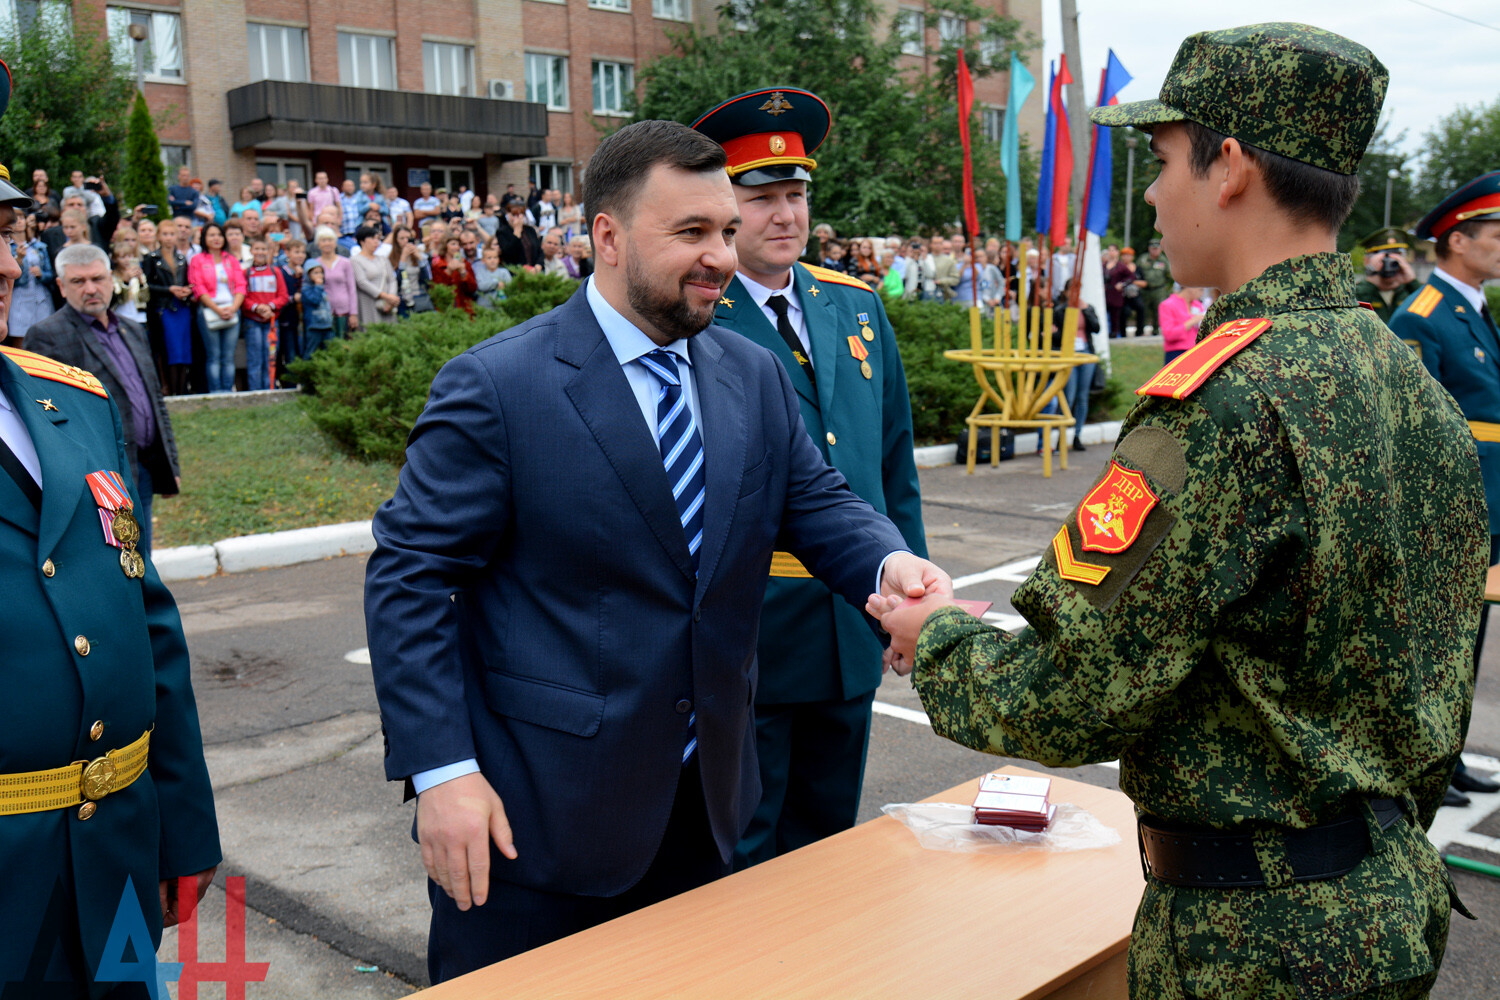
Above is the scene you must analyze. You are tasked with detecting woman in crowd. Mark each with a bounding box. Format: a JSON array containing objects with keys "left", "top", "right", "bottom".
[
  {"left": 135, "top": 217, "right": 159, "bottom": 256},
  {"left": 558, "top": 191, "right": 583, "bottom": 241},
  {"left": 497, "top": 201, "right": 541, "bottom": 271},
  {"left": 441, "top": 192, "right": 465, "bottom": 225},
  {"left": 188, "top": 222, "right": 246, "bottom": 393},
  {"left": 351, "top": 224, "right": 400, "bottom": 327},
  {"left": 230, "top": 185, "right": 260, "bottom": 218},
  {"left": 143, "top": 217, "right": 195, "bottom": 395},
  {"left": 31, "top": 175, "right": 58, "bottom": 209},
  {"left": 389, "top": 225, "right": 427, "bottom": 317},
  {"left": 1157, "top": 284, "right": 1206, "bottom": 363},
  {"left": 262, "top": 182, "right": 292, "bottom": 227},
  {"left": 472, "top": 241, "right": 510, "bottom": 310},
  {"left": 429, "top": 234, "right": 478, "bottom": 316},
  {"left": 10, "top": 211, "right": 53, "bottom": 344},
  {"left": 111, "top": 236, "right": 149, "bottom": 325},
  {"left": 223, "top": 218, "right": 253, "bottom": 266},
  {"left": 563, "top": 235, "right": 593, "bottom": 280},
  {"left": 312, "top": 225, "right": 358, "bottom": 337},
  {"left": 851, "top": 238, "right": 883, "bottom": 284},
  {"left": 879, "top": 250, "right": 903, "bottom": 297}
]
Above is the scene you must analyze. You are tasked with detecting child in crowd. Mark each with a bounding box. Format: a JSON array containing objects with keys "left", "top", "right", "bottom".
[
  {"left": 301, "top": 263, "right": 334, "bottom": 356},
  {"left": 242, "top": 237, "right": 289, "bottom": 390},
  {"left": 822, "top": 239, "right": 849, "bottom": 274},
  {"left": 278, "top": 239, "right": 306, "bottom": 379},
  {"left": 472, "top": 242, "right": 510, "bottom": 311}
]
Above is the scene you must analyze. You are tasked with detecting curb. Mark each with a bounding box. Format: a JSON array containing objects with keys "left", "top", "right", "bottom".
[{"left": 155, "top": 425, "right": 1124, "bottom": 581}]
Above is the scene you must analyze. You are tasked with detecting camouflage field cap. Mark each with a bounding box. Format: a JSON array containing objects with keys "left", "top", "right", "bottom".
[{"left": 1090, "top": 22, "right": 1388, "bottom": 175}]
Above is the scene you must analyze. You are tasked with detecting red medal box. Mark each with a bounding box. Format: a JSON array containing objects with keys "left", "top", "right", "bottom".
[{"left": 973, "top": 773, "right": 1055, "bottom": 832}]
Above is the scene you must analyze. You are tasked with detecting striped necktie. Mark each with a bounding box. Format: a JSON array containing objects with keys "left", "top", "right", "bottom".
[{"left": 640, "top": 348, "right": 706, "bottom": 764}]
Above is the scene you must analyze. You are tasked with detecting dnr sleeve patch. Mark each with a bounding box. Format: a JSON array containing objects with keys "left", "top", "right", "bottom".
[{"left": 1136, "top": 318, "right": 1271, "bottom": 400}]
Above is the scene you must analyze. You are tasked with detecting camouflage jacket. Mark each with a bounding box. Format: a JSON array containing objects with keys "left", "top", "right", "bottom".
[{"left": 914, "top": 252, "right": 1486, "bottom": 831}]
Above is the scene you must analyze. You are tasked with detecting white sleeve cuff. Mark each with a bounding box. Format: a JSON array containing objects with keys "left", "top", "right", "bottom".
[
  {"left": 411, "top": 758, "right": 481, "bottom": 795},
  {"left": 875, "top": 550, "right": 912, "bottom": 597}
]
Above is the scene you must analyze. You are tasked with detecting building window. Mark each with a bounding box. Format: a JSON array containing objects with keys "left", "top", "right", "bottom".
[
  {"left": 247, "top": 23, "right": 309, "bottom": 83},
  {"left": 107, "top": 6, "right": 182, "bottom": 81},
  {"left": 160, "top": 144, "right": 190, "bottom": 176},
  {"left": 896, "top": 9, "right": 924, "bottom": 56},
  {"left": 429, "top": 166, "right": 475, "bottom": 195},
  {"left": 256, "top": 159, "right": 312, "bottom": 189},
  {"left": 590, "top": 0, "right": 629, "bottom": 10},
  {"left": 530, "top": 162, "right": 573, "bottom": 196},
  {"left": 525, "top": 53, "right": 569, "bottom": 111},
  {"left": 423, "top": 41, "right": 474, "bottom": 97},
  {"left": 343, "top": 161, "right": 393, "bottom": 189},
  {"left": 938, "top": 14, "right": 966, "bottom": 45},
  {"left": 653, "top": 0, "right": 689, "bottom": 20},
  {"left": 979, "top": 35, "right": 1003, "bottom": 67},
  {"left": 338, "top": 32, "right": 396, "bottom": 90},
  {"left": 0, "top": 0, "right": 69, "bottom": 37},
  {"left": 592, "top": 61, "right": 632, "bottom": 116},
  {"left": 982, "top": 106, "right": 1004, "bottom": 145}
]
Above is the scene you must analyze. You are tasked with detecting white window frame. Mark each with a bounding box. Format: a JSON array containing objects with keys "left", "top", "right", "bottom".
[
  {"left": 0, "top": 0, "right": 69, "bottom": 37},
  {"left": 256, "top": 158, "right": 313, "bottom": 190},
  {"left": 338, "top": 31, "right": 396, "bottom": 90},
  {"left": 429, "top": 165, "right": 475, "bottom": 195},
  {"left": 344, "top": 161, "right": 393, "bottom": 190},
  {"left": 159, "top": 144, "right": 190, "bottom": 177},
  {"left": 530, "top": 161, "right": 573, "bottom": 197},
  {"left": 982, "top": 106, "right": 1004, "bottom": 145},
  {"left": 525, "top": 52, "right": 570, "bottom": 112},
  {"left": 652, "top": 0, "right": 689, "bottom": 21},
  {"left": 107, "top": 6, "right": 183, "bottom": 83},
  {"left": 591, "top": 60, "right": 633, "bottom": 117},
  {"left": 590, "top": 0, "right": 630, "bottom": 10},
  {"left": 247, "top": 22, "right": 309, "bottom": 84},
  {"left": 938, "top": 14, "right": 965, "bottom": 45},
  {"left": 896, "top": 9, "right": 924, "bottom": 57},
  {"left": 423, "top": 40, "right": 474, "bottom": 97}
]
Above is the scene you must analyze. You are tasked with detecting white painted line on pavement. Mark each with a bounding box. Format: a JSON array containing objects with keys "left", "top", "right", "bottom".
[
  {"left": 952, "top": 556, "right": 1041, "bottom": 590},
  {"left": 1427, "top": 754, "right": 1500, "bottom": 854},
  {"left": 345, "top": 647, "right": 371, "bottom": 665},
  {"left": 873, "top": 701, "right": 931, "bottom": 726}
]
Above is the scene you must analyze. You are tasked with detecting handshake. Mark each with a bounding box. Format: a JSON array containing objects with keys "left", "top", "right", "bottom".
[{"left": 869, "top": 552, "right": 961, "bottom": 677}]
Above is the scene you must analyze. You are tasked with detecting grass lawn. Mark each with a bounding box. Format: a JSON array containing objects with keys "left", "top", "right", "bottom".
[
  {"left": 154, "top": 399, "right": 400, "bottom": 548},
  {"left": 1090, "top": 339, "right": 1167, "bottom": 423}
]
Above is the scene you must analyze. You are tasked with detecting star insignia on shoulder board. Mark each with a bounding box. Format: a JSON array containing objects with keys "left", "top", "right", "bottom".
[
  {"left": 806, "top": 285, "right": 819, "bottom": 297},
  {"left": 719, "top": 296, "right": 734, "bottom": 308},
  {"left": 35, "top": 398, "right": 56, "bottom": 411},
  {"left": 760, "top": 92, "right": 794, "bottom": 116}
]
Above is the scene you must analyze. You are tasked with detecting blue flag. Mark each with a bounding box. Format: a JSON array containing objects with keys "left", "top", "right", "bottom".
[
  {"left": 1084, "top": 50, "right": 1133, "bottom": 236},
  {"left": 1036, "top": 60, "right": 1056, "bottom": 238},
  {"left": 1000, "top": 52, "right": 1035, "bottom": 242}
]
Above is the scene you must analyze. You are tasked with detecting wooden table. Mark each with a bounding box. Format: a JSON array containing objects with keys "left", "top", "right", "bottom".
[{"left": 419, "top": 767, "right": 1141, "bottom": 999}]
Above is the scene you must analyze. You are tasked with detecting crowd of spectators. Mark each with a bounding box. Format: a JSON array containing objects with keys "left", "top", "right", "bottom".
[{"left": 12, "top": 167, "right": 594, "bottom": 395}]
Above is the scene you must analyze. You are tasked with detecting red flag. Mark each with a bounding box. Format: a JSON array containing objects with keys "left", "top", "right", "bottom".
[
  {"left": 956, "top": 49, "right": 980, "bottom": 305},
  {"left": 1048, "top": 55, "right": 1074, "bottom": 247}
]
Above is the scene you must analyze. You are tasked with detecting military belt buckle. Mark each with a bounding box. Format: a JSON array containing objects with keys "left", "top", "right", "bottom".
[{"left": 81, "top": 756, "right": 119, "bottom": 801}]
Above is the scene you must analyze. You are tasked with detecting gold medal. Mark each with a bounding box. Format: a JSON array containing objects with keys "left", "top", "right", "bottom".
[
  {"left": 861, "top": 360, "right": 873, "bottom": 379},
  {"left": 131, "top": 550, "right": 146, "bottom": 578},
  {"left": 120, "top": 548, "right": 136, "bottom": 577},
  {"left": 861, "top": 326, "right": 874, "bottom": 342},
  {"left": 111, "top": 510, "right": 140, "bottom": 547}
]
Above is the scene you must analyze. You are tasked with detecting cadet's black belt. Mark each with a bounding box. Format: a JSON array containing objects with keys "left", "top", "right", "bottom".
[{"left": 1138, "top": 798, "right": 1405, "bottom": 889}]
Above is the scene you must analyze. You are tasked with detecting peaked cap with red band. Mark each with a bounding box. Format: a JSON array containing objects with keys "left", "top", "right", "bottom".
[
  {"left": 1415, "top": 169, "right": 1500, "bottom": 242},
  {"left": 691, "top": 87, "right": 830, "bottom": 187},
  {"left": 0, "top": 57, "right": 29, "bottom": 210}
]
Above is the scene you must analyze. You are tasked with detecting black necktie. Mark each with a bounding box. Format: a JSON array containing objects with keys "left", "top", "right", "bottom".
[
  {"left": 0, "top": 435, "right": 41, "bottom": 511},
  {"left": 766, "top": 294, "right": 815, "bottom": 386},
  {"left": 1484, "top": 304, "right": 1497, "bottom": 335}
]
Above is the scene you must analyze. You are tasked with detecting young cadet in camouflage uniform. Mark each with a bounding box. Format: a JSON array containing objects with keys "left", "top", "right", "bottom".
[
  {"left": 868, "top": 24, "right": 1486, "bottom": 1000},
  {"left": 1137, "top": 239, "right": 1172, "bottom": 334}
]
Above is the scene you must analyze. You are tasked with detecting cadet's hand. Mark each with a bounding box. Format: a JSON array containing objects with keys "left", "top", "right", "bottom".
[
  {"left": 160, "top": 866, "right": 217, "bottom": 928},
  {"left": 878, "top": 552, "right": 953, "bottom": 602},
  {"left": 866, "top": 592, "right": 955, "bottom": 672},
  {"left": 416, "top": 772, "right": 517, "bottom": 910}
]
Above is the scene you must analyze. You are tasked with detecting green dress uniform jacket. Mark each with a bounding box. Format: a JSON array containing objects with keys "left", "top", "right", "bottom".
[
  {"left": 1388, "top": 272, "right": 1500, "bottom": 534},
  {"left": 714, "top": 263, "right": 927, "bottom": 705},
  {"left": 0, "top": 349, "right": 220, "bottom": 992},
  {"left": 910, "top": 253, "right": 1484, "bottom": 999},
  {"left": 1138, "top": 254, "right": 1173, "bottom": 321},
  {"left": 1353, "top": 277, "right": 1421, "bottom": 329}
]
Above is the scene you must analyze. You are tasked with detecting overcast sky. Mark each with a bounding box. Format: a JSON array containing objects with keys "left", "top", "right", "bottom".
[{"left": 1041, "top": 0, "right": 1500, "bottom": 161}]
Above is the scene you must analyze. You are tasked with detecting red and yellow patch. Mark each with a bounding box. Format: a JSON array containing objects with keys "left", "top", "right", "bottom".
[
  {"left": 1406, "top": 285, "right": 1443, "bottom": 319},
  {"left": 804, "top": 263, "right": 876, "bottom": 292},
  {"left": 1051, "top": 528, "right": 1110, "bottom": 585},
  {"left": 846, "top": 335, "right": 869, "bottom": 361},
  {"left": 1077, "top": 461, "right": 1158, "bottom": 554},
  {"left": 1136, "top": 318, "right": 1271, "bottom": 400},
  {"left": 0, "top": 346, "right": 108, "bottom": 398}
]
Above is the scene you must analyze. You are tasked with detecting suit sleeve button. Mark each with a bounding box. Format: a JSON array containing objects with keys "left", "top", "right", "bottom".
[
  {"left": 675, "top": 699, "right": 692, "bottom": 714},
  {"left": 42, "top": 559, "right": 55, "bottom": 577},
  {"left": 74, "top": 635, "right": 90, "bottom": 656}
]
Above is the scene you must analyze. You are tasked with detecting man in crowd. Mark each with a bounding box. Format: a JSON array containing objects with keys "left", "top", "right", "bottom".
[
  {"left": 63, "top": 169, "right": 105, "bottom": 219},
  {"left": 1390, "top": 170, "right": 1500, "bottom": 808},
  {"left": 872, "top": 23, "right": 1484, "bottom": 997},
  {"left": 1137, "top": 238, "right": 1172, "bottom": 333},
  {"left": 693, "top": 87, "right": 926, "bottom": 867},
  {"left": 44, "top": 191, "right": 119, "bottom": 267},
  {"left": 413, "top": 181, "right": 442, "bottom": 232},
  {"left": 306, "top": 169, "right": 340, "bottom": 222},
  {"left": 168, "top": 165, "right": 199, "bottom": 220},
  {"left": 365, "top": 118, "right": 948, "bottom": 981},
  {"left": 930, "top": 236, "right": 960, "bottom": 302},
  {"left": 1355, "top": 227, "right": 1421, "bottom": 327},
  {"left": 539, "top": 227, "right": 568, "bottom": 276},
  {"left": 26, "top": 243, "right": 182, "bottom": 555},
  {"left": 459, "top": 228, "right": 480, "bottom": 264},
  {"left": 0, "top": 60, "right": 219, "bottom": 992},
  {"left": 387, "top": 185, "right": 413, "bottom": 230}
]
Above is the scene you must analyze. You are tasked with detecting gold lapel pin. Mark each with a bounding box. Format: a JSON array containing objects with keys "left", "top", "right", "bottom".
[
  {"left": 719, "top": 296, "right": 734, "bottom": 308},
  {"left": 806, "top": 285, "right": 819, "bottom": 298},
  {"left": 35, "top": 398, "right": 57, "bottom": 412}
]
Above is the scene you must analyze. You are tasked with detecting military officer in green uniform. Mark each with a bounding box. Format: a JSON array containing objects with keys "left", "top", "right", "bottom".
[
  {"left": 1354, "top": 227, "right": 1421, "bottom": 327},
  {"left": 1389, "top": 170, "right": 1500, "bottom": 806},
  {"left": 1137, "top": 239, "right": 1173, "bottom": 334},
  {"left": 869, "top": 25, "right": 1483, "bottom": 999},
  {"left": 0, "top": 57, "right": 221, "bottom": 995},
  {"left": 691, "top": 88, "right": 927, "bottom": 867}
]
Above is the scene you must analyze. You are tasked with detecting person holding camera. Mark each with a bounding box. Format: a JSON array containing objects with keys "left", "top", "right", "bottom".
[{"left": 1353, "top": 227, "right": 1420, "bottom": 326}]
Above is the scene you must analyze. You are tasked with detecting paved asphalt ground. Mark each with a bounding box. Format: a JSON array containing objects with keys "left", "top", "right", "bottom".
[{"left": 156, "top": 445, "right": 1500, "bottom": 997}]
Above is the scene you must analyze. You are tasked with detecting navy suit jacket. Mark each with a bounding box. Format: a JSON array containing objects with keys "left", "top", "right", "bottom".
[{"left": 365, "top": 286, "right": 907, "bottom": 896}]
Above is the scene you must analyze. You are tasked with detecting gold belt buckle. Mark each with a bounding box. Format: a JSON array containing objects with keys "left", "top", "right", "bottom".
[{"left": 81, "top": 756, "right": 119, "bottom": 801}]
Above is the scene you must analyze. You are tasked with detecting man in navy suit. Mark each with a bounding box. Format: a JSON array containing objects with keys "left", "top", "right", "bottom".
[{"left": 364, "top": 119, "right": 949, "bottom": 982}]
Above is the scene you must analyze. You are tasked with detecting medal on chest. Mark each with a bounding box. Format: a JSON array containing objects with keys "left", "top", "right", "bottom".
[{"left": 86, "top": 470, "right": 146, "bottom": 579}]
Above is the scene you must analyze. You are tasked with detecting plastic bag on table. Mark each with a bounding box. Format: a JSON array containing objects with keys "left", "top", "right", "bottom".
[{"left": 881, "top": 801, "right": 1121, "bottom": 854}]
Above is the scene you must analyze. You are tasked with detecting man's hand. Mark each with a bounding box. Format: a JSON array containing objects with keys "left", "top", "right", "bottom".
[
  {"left": 416, "top": 771, "right": 517, "bottom": 911},
  {"left": 160, "top": 866, "right": 217, "bottom": 928},
  {"left": 865, "top": 592, "right": 954, "bottom": 673},
  {"left": 878, "top": 552, "right": 953, "bottom": 602}
]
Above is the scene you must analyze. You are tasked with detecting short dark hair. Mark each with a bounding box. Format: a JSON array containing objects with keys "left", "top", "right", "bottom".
[
  {"left": 1435, "top": 219, "right": 1500, "bottom": 261},
  {"left": 1181, "top": 120, "right": 1360, "bottom": 233},
  {"left": 583, "top": 120, "right": 727, "bottom": 240},
  {"left": 354, "top": 224, "right": 380, "bottom": 243}
]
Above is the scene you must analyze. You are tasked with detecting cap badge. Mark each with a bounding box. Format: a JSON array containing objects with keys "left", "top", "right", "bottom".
[
  {"left": 760, "top": 92, "right": 793, "bottom": 117},
  {"left": 769, "top": 135, "right": 787, "bottom": 155}
]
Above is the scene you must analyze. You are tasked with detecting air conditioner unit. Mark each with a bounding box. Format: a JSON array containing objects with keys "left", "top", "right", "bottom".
[{"left": 487, "top": 79, "right": 515, "bottom": 100}]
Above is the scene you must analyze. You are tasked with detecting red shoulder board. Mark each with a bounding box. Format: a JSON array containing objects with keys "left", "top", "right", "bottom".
[
  {"left": 1077, "top": 461, "right": 1158, "bottom": 554},
  {"left": 1358, "top": 301, "right": 1377, "bottom": 311},
  {"left": 0, "top": 346, "right": 108, "bottom": 398},
  {"left": 804, "top": 263, "right": 876, "bottom": 292},
  {"left": 1135, "top": 318, "right": 1271, "bottom": 400}
]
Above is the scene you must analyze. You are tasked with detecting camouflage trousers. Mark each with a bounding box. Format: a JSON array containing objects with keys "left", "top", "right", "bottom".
[{"left": 1128, "top": 802, "right": 1456, "bottom": 999}]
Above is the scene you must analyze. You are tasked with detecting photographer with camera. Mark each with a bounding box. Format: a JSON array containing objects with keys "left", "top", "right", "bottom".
[{"left": 1353, "top": 227, "right": 1420, "bottom": 325}]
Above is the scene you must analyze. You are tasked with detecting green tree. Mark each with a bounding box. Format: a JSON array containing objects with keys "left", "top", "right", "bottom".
[
  {"left": 0, "top": 10, "right": 136, "bottom": 183},
  {"left": 634, "top": 0, "right": 1036, "bottom": 236},
  {"left": 1103, "top": 126, "right": 1154, "bottom": 253},
  {"left": 121, "top": 91, "right": 169, "bottom": 215},
  {"left": 1338, "top": 117, "right": 1418, "bottom": 252},
  {"left": 1414, "top": 96, "right": 1500, "bottom": 208}
]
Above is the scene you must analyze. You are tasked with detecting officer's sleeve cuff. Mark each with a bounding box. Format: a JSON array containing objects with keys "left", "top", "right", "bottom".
[
  {"left": 411, "top": 759, "right": 480, "bottom": 795},
  {"left": 875, "top": 550, "right": 914, "bottom": 596}
]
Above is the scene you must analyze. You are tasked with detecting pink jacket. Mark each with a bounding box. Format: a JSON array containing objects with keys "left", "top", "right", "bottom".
[
  {"left": 315, "top": 254, "right": 357, "bottom": 317},
  {"left": 1158, "top": 293, "right": 1204, "bottom": 353},
  {"left": 188, "top": 250, "right": 248, "bottom": 305}
]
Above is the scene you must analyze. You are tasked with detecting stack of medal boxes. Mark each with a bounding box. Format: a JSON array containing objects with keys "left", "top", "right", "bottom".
[{"left": 972, "top": 773, "right": 1055, "bottom": 832}]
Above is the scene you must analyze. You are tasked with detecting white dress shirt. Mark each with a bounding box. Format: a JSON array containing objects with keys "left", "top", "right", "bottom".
[
  {"left": 1433, "top": 267, "right": 1489, "bottom": 316},
  {"left": 0, "top": 383, "right": 42, "bottom": 488},
  {"left": 734, "top": 270, "right": 811, "bottom": 361}
]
